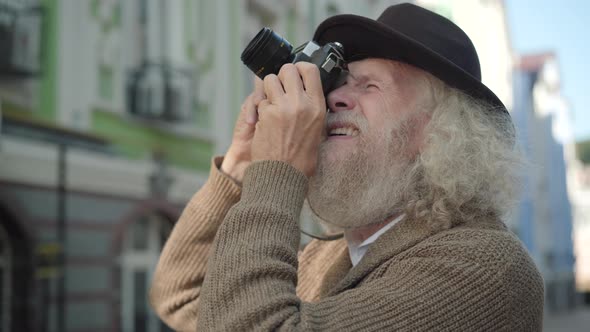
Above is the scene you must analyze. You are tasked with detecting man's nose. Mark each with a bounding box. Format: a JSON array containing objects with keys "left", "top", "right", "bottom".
[{"left": 327, "top": 86, "right": 356, "bottom": 112}]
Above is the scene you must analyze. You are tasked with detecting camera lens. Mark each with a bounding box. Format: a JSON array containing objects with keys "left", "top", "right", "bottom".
[{"left": 241, "top": 28, "right": 294, "bottom": 79}]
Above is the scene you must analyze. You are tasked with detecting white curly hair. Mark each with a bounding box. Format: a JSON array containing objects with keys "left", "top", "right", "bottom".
[{"left": 404, "top": 76, "right": 524, "bottom": 231}]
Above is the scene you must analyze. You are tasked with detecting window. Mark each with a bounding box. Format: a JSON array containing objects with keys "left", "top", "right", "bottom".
[
  {"left": 124, "top": 0, "right": 195, "bottom": 122},
  {"left": 0, "top": 0, "right": 42, "bottom": 75},
  {"left": 120, "top": 213, "right": 172, "bottom": 332}
]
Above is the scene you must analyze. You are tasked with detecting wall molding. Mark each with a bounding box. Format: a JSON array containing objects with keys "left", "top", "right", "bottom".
[{"left": 0, "top": 136, "right": 207, "bottom": 203}]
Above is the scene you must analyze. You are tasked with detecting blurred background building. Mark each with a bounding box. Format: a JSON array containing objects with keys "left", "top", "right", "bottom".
[
  {"left": 0, "top": 0, "right": 586, "bottom": 331},
  {"left": 512, "top": 52, "right": 577, "bottom": 311}
]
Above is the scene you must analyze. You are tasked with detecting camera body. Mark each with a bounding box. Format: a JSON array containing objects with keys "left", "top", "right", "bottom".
[{"left": 241, "top": 28, "right": 347, "bottom": 95}]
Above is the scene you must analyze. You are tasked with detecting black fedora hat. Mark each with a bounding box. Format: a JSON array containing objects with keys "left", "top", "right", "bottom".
[{"left": 313, "top": 3, "right": 507, "bottom": 114}]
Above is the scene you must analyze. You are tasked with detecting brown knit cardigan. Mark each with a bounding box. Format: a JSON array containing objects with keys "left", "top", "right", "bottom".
[{"left": 150, "top": 157, "right": 544, "bottom": 331}]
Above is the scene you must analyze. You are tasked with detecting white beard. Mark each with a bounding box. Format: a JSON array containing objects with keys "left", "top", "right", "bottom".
[{"left": 307, "top": 113, "right": 417, "bottom": 230}]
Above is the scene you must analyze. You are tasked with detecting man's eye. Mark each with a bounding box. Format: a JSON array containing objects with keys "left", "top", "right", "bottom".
[{"left": 366, "top": 84, "right": 378, "bottom": 89}]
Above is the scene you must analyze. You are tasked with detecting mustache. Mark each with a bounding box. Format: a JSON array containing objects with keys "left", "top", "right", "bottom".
[
  {"left": 324, "top": 112, "right": 410, "bottom": 141},
  {"left": 325, "top": 112, "right": 369, "bottom": 132}
]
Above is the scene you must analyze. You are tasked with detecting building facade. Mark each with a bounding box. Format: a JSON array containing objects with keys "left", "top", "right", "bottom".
[
  {"left": 570, "top": 161, "right": 590, "bottom": 295},
  {"left": 512, "top": 52, "right": 577, "bottom": 311}
]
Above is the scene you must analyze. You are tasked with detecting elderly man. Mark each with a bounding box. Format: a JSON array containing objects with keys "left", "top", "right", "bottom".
[{"left": 150, "top": 4, "right": 544, "bottom": 331}]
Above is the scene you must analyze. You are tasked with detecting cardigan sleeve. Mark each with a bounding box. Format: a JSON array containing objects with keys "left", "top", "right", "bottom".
[
  {"left": 149, "top": 157, "right": 344, "bottom": 331},
  {"left": 196, "top": 160, "right": 544, "bottom": 331},
  {"left": 149, "top": 157, "right": 242, "bottom": 332}
]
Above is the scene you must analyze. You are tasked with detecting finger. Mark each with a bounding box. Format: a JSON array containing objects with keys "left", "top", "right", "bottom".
[
  {"left": 252, "top": 76, "right": 266, "bottom": 102},
  {"left": 242, "top": 77, "right": 265, "bottom": 125},
  {"left": 243, "top": 95, "right": 259, "bottom": 125},
  {"left": 263, "top": 74, "right": 285, "bottom": 102},
  {"left": 256, "top": 99, "right": 272, "bottom": 122},
  {"left": 278, "top": 63, "right": 304, "bottom": 95},
  {"left": 257, "top": 99, "right": 271, "bottom": 110},
  {"left": 295, "top": 62, "right": 323, "bottom": 99}
]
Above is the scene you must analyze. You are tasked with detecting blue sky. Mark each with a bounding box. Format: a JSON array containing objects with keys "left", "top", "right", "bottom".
[{"left": 505, "top": 0, "right": 590, "bottom": 141}]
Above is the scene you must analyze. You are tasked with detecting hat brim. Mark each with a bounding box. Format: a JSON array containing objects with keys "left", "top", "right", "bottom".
[{"left": 313, "top": 14, "right": 507, "bottom": 113}]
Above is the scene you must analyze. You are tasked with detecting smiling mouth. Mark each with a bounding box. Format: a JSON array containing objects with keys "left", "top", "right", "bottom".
[{"left": 328, "top": 126, "right": 359, "bottom": 137}]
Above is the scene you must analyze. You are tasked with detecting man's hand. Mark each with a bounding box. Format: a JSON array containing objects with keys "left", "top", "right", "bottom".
[
  {"left": 221, "top": 77, "right": 266, "bottom": 183},
  {"left": 252, "top": 62, "right": 326, "bottom": 177}
]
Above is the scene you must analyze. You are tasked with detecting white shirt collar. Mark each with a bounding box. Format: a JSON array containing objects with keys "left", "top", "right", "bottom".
[{"left": 346, "top": 214, "right": 405, "bottom": 267}]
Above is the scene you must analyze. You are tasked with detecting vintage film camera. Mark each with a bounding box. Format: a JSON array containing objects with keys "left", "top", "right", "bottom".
[{"left": 241, "top": 28, "right": 348, "bottom": 95}]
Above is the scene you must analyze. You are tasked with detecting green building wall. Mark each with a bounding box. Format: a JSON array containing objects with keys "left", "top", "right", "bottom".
[{"left": 5, "top": 0, "right": 219, "bottom": 173}]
